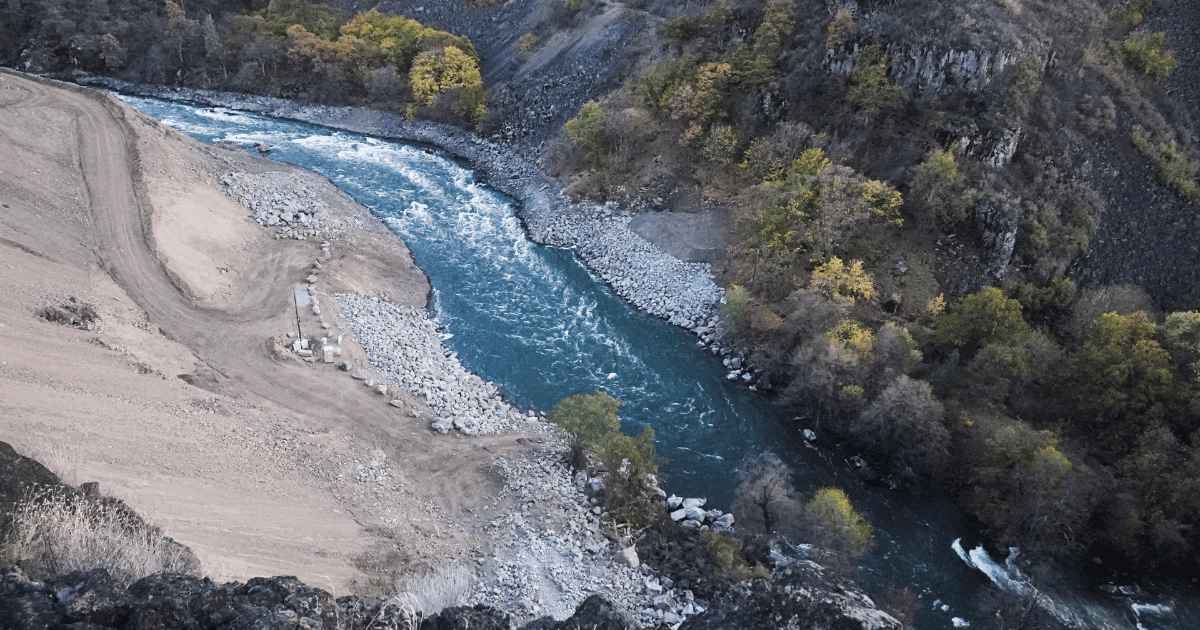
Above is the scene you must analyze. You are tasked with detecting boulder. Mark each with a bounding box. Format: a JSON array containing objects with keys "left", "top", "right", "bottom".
[
  {"left": 684, "top": 506, "right": 706, "bottom": 522},
  {"left": 669, "top": 508, "right": 687, "bottom": 522},
  {"left": 803, "top": 429, "right": 817, "bottom": 442},
  {"left": 616, "top": 546, "right": 640, "bottom": 569},
  {"left": 681, "top": 497, "right": 705, "bottom": 510},
  {"left": 666, "top": 495, "right": 683, "bottom": 509}
]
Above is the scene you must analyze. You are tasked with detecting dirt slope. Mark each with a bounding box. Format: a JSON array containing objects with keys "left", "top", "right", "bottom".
[{"left": 0, "top": 69, "right": 531, "bottom": 595}]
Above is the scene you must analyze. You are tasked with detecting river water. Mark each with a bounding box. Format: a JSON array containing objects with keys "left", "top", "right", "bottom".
[{"left": 119, "top": 95, "right": 1190, "bottom": 630}]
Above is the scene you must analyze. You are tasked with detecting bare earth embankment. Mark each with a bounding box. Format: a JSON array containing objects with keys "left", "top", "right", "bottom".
[{"left": 0, "top": 69, "right": 534, "bottom": 596}]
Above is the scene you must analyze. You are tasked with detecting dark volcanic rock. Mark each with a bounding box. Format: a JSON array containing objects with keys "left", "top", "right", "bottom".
[
  {"left": 0, "top": 566, "right": 642, "bottom": 630},
  {"left": 420, "top": 604, "right": 513, "bottom": 630},
  {"left": 680, "top": 564, "right": 901, "bottom": 630}
]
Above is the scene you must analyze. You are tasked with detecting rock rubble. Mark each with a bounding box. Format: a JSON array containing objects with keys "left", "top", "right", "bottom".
[
  {"left": 523, "top": 201, "right": 724, "bottom": 332},
  {"left": 333, "top": 293, "right": 532, "bottom": 436},
  {"left": 220, "top": 171, "right": 327, "bottom": 240},
  {"left": 473, "top": 448, "right": 708, "bottom": 628}
]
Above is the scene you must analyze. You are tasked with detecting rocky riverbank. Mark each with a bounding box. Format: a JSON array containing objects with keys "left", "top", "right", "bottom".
[
  {"left": 333, "top": 293, "right": 531, "bottom": 436},
  {"left": 77, "top": 76, "right": 729, "bottom": 342}
]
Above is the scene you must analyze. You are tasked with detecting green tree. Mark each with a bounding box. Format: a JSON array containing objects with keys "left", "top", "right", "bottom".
[
  {"left": 1104, "top": 426, "right": 1200, "bottom": 568},
  {"left": 549, "top": 391, "right": 659, "bottom": 527},
  {"left": 1159, "top": 311, "right": 1200, "bottom": 381},
  {"left": 1056, "top": 312, "right": 1191, "bottom": 458},
  {"left": 969, "top": 424, "right": 1094, "bottom": 554},
  {"left": 846, "top": 45, "right": 905, "bottom": 110},
  {"left": 1121, "top": 31, "right": 1176, "bottom": 80},
  {"left": 932, "top": 287, "right": 1029, "bottom": 359},
  {"left": 564, "top": 101, "right": 606, "bottom": 158},
  {"left": 909, "top": 149, "right": 971, "bottom": 229}
]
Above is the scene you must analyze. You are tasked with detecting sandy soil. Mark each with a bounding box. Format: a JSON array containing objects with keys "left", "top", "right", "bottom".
[{"left": 0, "top": 69, "right": 532, "bottom": 596}]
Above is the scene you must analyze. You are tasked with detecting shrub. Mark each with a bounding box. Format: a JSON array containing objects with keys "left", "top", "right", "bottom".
[
  {"left": 1113, "top": 2, "right": 1144, "bottom": 27},
  {"left": 1120, "top": 31, "right": 1176, "bottom": 80},
  {"left": 517, "top": 34, "right": 538, "bottom": 52},
  {"left": 1008, "top": 55, "right": 1042, "bottom": 98},
  {"left": 719, "top": 284, "right": 751, "bottom": 326},
  {"left": 737, "top": 122, "right": 813, "bottom": 182},
  {"left": 564, "top": 101, "right": 607, "bottom": 158},
  {"left": 1, "top": 488, "right": 196, "bottom": 584},
  {"left": 632, "top": 57, "right": 698, "bottom": 115},
  {"left": 665, "top": 17, "right": 703, "bottom": 42},
  {"left": 846, "top": 45, "right": 905, "bottom": 110},
  {"left": 932, "top": 287, "right": 1029, "bottom": 359},
  {"left": 397, "top": 563, "right": 472, "bottom": 616},
  {"left": 701, "top": 531, "right": 769, "bottom": 580},
  {"left": 1131, "top": 126, "right": 1200, "bottom": 205}
]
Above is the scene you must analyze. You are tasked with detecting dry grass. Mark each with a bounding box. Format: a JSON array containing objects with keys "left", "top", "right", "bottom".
[
  {"left": 395, "top": 562, "right": 473, "bottom": 616},
  {"left": 0, "top": 488, "right": 195, "bottom": 584}
]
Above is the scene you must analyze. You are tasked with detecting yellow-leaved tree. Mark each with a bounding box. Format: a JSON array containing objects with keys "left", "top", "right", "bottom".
[{"left": 409, "top": 46, "right": 486, "bottom": 124}]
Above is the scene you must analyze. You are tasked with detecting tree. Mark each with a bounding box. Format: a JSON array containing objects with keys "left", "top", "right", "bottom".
[
  {"left": 846, "top": 45, "right": 905, "bottom": 110},
  {"left": 1158, "top": 311, "right": 1200, "bottom": 382},
  {"left": 563, "top": 101, "right": 606, "bottom": 159},
  {"left": 853, "top": 375, "right": 948, "bottom": 476},
  {"left": 1102, "top": 426, "right": 1200, "bottom": 568},
  {"left": 909, "top": 149, "right": 971, "bottom": 229},
  {"left": 810, "top": 257, "right": 876, "bottom": 303},
  {"left": 408, "top": 46, "right": 486, "bottom": 124},
  {"left": 968, "top": 424, "right": 1095, "bottom": 554},
  {"left": 932, "top": 287, "right": 1029, "bottom": 359},
  {"left": 873, "top": 323, "right": 922, "bottom": 380},
  {"left": 800, "top": 487, "right": 873, "bottom": 567},
  {"left": 732, "top": 451, "right": 801, "bottom": 535},
  {"left": 549, "top": 391, "right": 659, "bottom": 527},
  {"left": 1056, "top": 312, "right": 1190, "bottom": 458}
]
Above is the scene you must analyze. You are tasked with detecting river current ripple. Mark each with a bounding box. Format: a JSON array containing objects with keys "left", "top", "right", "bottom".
[{"left": 120, "top": 95, "right": 1190, "bottom": 630}]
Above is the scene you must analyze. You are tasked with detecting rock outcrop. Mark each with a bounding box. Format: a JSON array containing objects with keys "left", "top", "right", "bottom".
[{"left": 0, "top": 567, "right": 642, "bottom": 630}]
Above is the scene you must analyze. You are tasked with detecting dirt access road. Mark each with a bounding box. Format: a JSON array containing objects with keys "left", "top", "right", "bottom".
[{"left": 0, "top": 69, "right": 532, "bottom": 595}]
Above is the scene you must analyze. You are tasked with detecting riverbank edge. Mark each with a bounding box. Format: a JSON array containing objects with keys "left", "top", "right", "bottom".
[{"left": 70, "top": 76, "right": 740, "bottom": 353}]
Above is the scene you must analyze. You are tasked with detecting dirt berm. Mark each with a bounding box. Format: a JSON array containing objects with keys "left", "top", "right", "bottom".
[{"left": 0, "top": 68, "right": 533, "bottom": 596}]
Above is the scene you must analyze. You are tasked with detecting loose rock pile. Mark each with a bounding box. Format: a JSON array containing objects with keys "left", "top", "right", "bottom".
[
  {"left": 665, "top": 495, "right": 734, "bottom": 533},
  {"left": 474, "top": 448, "right": 708, "bottom": 628},
  {"left": 333, "top": 293, "right": 532, "bottom": 435},
  {"left": 523, "top": 202, "right": 724, "bottom": 332},
  {"left": 220, "top": 171, "right": 327, "bottom": 240}
]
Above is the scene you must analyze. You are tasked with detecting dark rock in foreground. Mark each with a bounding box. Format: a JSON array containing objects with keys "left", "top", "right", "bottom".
[{"left": 0, "top": 566, "right": 642, "bottom": 630}]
